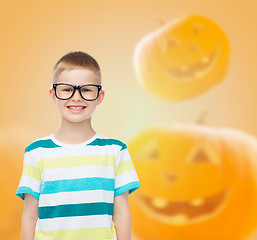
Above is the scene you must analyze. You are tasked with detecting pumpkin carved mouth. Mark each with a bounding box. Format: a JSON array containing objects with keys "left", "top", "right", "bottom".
[
  {"left": 136, "top": 189, "right": 230, "bottom": 225},
  {"left": 164, "top": 46, "right": 219, "bottom": 81}
]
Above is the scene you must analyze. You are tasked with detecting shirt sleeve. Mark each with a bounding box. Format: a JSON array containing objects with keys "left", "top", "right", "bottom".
[
  {"left": 15, "top": 149, "right": 42, "bottom": 200},
  {"left": 114, "top": 144, "right": 141, "bottom": 197}
]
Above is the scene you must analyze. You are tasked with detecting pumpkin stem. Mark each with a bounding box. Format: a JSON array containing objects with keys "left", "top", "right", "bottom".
[{"left": 196, "top": 111, "right": 208, "bottom": 124}]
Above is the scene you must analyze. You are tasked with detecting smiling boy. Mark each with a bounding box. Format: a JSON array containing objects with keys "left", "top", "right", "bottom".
[{"left": 15, "top": 51, "right": 141, "bottom": 240}]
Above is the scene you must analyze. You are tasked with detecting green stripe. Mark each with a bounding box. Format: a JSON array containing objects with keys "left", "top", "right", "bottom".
[
  {"left": 22, "top": 163, "right": 41, "bottom": 181},
  {"left": 25, "top": 138, "right": 127, "bottom": 152},
  {"left": 88, "top": 138, "right": 127, "bottom": 150},
  {"left": 114, "top": 181, "right": 141, "bottom": 197},
  {"left": 16, "top": 187, "right": 40, "bottom": 200},
  {"left": 25, "top": 139, "right": 60, "bottom": 152},
  {"left": 40, "top": 178, "right": 114, "bottom": 194},
  {"left": 38, "top": 202, "right": 113, "bottom": 219},
  {"left": 115, "top": 159, "right": 135, "bottom": 176},
  {"left": 37, "top": 154, "right": 116, "bottom": 170},
  {"left": 35, "top": 223, "right": 116, "bottom": 240}
]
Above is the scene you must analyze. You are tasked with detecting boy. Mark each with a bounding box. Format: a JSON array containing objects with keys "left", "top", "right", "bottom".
[{"left": 15, "top": 51, "right": 141, "bottom": 240}]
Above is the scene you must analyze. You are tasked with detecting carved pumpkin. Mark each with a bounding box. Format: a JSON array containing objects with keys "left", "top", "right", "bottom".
[
  {"left": 128, "top": 123, "right": 257, "bottom": 240},
  {"left": 133, "top": 15, "right": 230, "bottom": 101}
]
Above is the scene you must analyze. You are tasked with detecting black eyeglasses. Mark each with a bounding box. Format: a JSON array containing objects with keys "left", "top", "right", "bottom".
[{"left": 52, "top": 83, "right": 102, "bottom": 101}]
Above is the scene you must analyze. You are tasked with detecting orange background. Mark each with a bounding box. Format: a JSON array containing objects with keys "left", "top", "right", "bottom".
[{"left": 1, "top": 0, "right": 257, "bottom": 239}]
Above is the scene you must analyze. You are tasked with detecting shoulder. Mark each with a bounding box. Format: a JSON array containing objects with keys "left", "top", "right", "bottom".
[
  {"left": 25, "top": 134, "right": 56, "bottom": 153},
  {"left": 95, "top": 133, "right": 127, "bottom": 151}
]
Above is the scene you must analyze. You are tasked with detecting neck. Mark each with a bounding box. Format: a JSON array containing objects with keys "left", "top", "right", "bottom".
[{"left": 54, "top": 117, "right": 96, "bottom": 143}]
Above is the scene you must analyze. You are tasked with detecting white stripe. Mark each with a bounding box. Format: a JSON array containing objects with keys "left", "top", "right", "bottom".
[
  {"left": 19, "top": 174, "right": 41, "bottom": 192},
  {"left": 115, "top": 170, "right": 139, "bottom": 189},
  {"left": 114, "top": 148, "right": 131, "bottom": 165},
  {"left": 36, "top": 215, "right": 113, "bottom": 231},
  {"left": 29, "top": 144, "right": 122, "bottom": 162},
  {"left": 43, "top": 165, "right": 114, "bottom": 181},
  {"left": 39, "top": 190, "right": 114, "bottom": 206},
  {"left": 29, "top": 150, "right": 42, "bottom": 163},
  {"left": 24, "top": 152, "right": 39, "bottom": 168}
]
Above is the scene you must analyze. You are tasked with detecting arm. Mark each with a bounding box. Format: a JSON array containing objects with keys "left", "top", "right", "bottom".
[
  {"left": 112, "top": 191, "right": 131, "bottom": 240},
  {"left": 21, "top": 193, "right": 39, "bottom": 240}
]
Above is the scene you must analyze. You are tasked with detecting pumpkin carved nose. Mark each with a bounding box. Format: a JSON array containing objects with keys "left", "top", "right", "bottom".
[
  {"left": 162, "top": 171, "right": 178, "bottom": 182},
  {"left": 190, "top": 43, "right": 198, "bottom": 51}
]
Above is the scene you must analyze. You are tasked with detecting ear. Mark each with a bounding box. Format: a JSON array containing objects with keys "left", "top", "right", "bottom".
[
  {"left": 49, "top": 88, "right": 56, "bottom": 104},
  {"left": 97, "top": 90, "right": 105, "bottom": 105}
]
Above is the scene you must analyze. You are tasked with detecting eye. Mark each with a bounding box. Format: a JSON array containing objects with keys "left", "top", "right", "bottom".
[
  {"left": 167, "top": 37, "right": 179, "bottom": 48},
  {"left": 82, "top": 88, "right": 91, "bottom": 92},
  {"left": 62, "top": 88, "right": 72, "bottom": 92},
  {"left": 135, "top": 138, "right": 159, "bottom": 159},
  {"left": 190, "top": 149, "right": 211, "bottom": 163},
  {"left": 159, "top": 36, "right": 179, "bottom": 52},
  {"left": 81, "top": 86, "right": 94, "bottom": 92},
  {"left": 192, "top": 23, "right": 205, "bottom": 35},
  {"left": 186, "top": 142, "right": 219, "bottom": 165}
]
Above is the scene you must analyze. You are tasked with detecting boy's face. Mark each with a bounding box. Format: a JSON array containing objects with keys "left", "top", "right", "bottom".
[{"left": 49, "top": 68, "right": 104, "bottom": 124}]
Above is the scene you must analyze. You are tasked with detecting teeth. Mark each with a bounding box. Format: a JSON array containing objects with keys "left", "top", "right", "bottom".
[
  {"left": 152, "top": 198, "right": 169, "bottom": 208},
  {"left": 170, "top": 214, "right": 188, "bottom": 224},
  {"left": 69, "top": 106, "right": 85, "bottom": 109},
  {"left": 201, "top": 56, "right": 210, "bottom": 64},
  {"left": 152, "top": 196, "right": 204, "bottom": 208},
  {"left": 190, "top": 199, "right": 204, "bottom": 206}
]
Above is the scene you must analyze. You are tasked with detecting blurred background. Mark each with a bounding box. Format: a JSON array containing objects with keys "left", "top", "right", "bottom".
[{"left": 1, "top": 0, "right": 257, "bottom": 239}]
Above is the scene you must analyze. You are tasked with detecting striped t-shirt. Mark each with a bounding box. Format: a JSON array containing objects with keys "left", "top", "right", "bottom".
[{"left": 15, "top": 132, "right": 141, "bottom": 240}]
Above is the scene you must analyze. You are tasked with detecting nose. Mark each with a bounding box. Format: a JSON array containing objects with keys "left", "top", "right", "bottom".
[
  {"left": 162, "top": 171, "right": 178, "bottom": 182},
  {"left": 190, "top": 43, "right": 198, "bottom": 51}
]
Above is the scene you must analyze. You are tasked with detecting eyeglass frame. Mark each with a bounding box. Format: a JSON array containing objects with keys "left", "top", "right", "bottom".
[{"left": 52, "top": 83, "right": 102, "bottom": 101}]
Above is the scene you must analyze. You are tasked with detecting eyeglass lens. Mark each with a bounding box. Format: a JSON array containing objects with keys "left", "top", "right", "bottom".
[{"left": 56, "top": 84, "right": 99, "bottom": 100}]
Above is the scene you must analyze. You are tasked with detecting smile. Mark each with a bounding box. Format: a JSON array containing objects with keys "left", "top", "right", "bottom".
[
  {"left": 164, "top": 46, "right": 219, "bottom": 81},
  {"left": 135, "top": 188, "right": 230, "bottom": 225},
  {"left": 67, "top": 106, "right": 86, "bottom": 113},
  {"left": 67, "top": 106, "right": 86, "bottom": 109}
]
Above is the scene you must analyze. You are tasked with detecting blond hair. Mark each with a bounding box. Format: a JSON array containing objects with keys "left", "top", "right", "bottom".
[{"left": 53, "top": 51, "right": 101, "bottom": 84}]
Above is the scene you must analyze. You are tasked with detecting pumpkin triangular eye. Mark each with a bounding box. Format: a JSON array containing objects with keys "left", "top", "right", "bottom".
[
  {"left": 136, "top": 138, "right": 159, "bottom": 159},
  {"left": 187, "top": 142, "right": 219, "bottom": 164},
  {"left": 192, "top": 23, "right": 205, "bottom": 34},
  {"left": 161, "top": 37, "right": 179, "bottom": 52},
  {"left": 191, "top": 149, "right": 210, "bottom": 163},
  {"left": 167, "top": 38, "right": 179, "bottom": 48}
]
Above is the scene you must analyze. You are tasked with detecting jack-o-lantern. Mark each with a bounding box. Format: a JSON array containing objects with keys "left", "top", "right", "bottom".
[
  {"left": 133, "top": 15, "right": 230, "bottom": 101},
  {"left": 128, "top": 123, "right": 257, "bottom": 240}
]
